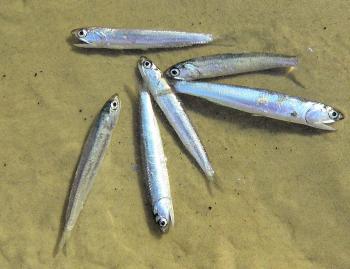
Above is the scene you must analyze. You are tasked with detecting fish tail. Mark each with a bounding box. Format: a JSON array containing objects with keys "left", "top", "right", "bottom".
[
  {"left": 289, "top": 57, "right": 299, "bottom": 67},
  {"left": 210, "top": 32, "right": 237, "bottom": 47},
  {"left": 57, "top": 229, "right": 71, "bottom": 253},
  {"left": 285, "top": 66, "right": 306, "bottom": 88},
  {"left": 205, "top": 167, "right": 215, "bottom": 181},
  {"left": 286, "top": 66, "right": 297, "bottom": 74}
]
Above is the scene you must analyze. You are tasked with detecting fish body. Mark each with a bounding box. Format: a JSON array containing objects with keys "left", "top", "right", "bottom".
[
  {"left": 72, "top": 27, "right": 213, "bottom": 50},
  {"left": 140, "top": 89, "right": 174, "bottom": 232},
  {"left": 165, "top": 53, "right": 298, "bottom": 81},
  {"left": 138, "top": 57, "right": 214, "bottom": 179},
  {"left": 58, "top": 95, "right": 121, "bottom": 250},
  {"left": 172, "top": 81, "right": 343, "bottom": 130}
]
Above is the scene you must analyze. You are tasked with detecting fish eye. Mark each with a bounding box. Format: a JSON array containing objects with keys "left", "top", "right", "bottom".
[
  {"left": 143, "top": 60, "right": 152, "bottom": 68},
  {"left": 159, "top": 218, "right": 167, "bottom": 227},
  {"left": 78, "top": 29, "right": 87, "bottom": 38},
  {"left": 170, "top": 68, "right": 180, "bottom": 77},
  {"left": 329, "top": 110, "right": 339, "bottom": 119},
  {"left": 110, "top": 100, "right": 118, "bottom": 110}
]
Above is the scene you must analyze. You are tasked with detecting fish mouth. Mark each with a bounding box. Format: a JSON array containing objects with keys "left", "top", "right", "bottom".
[
  {"left": 71, "top": 29, "right": 92, "bottom": 48},
  {"left": 337, "top": 111, "right": 345, "bottom": 121},
  {"left": 305, "top": 105, "right": 344, "bottom": 131},
  {"left": 138, "top": 56, "right": 149, "bottom": 65},
  {"left": 306, "top": 117, "right": 344, "bottom": 131},
  {"left": 72, "top": 38, "right": 92, "bottom": 48},
  {"left": 317, "top": 111, "right": 345, "bottom": 130},
  {"left": 309, "top": 122, "right": 336, "bottom": 131}
]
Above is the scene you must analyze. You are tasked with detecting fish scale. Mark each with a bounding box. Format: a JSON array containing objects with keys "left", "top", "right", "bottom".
[
  {"left": 71, "top": 27, "right": 213, "bottom": 50},
  {"left": 138, "top": 56, "right": 215, "bottom": 180},
  {"left": 172, "top": 80, "right": 343, "bottom": 130},
  {"left": 165, "top": 52, "right": 298, "bottom": 81},
  {"left": 57, "top": 95, "right": 121, "bottom": 252},
  {"left": 140, "top": 89, "right": 174, "bottom": 232}
]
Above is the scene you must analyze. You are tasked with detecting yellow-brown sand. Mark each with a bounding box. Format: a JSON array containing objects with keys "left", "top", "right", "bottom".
[{"left": 0, "top": 1, "right": 349, "bottom": 268}]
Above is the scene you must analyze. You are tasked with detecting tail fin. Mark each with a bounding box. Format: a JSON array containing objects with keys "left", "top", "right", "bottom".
[
  {"left": 286, "top": 66, "right": 305, "bottom": 88},
  {"left": 205, "top": 168, "right": 215, "bottom": 182},
  {"left": 56, "top": 229, "right": 71, "bottom": 255},
  {"left": 210, "top": 33, "right": 237, "bottom": 47}
]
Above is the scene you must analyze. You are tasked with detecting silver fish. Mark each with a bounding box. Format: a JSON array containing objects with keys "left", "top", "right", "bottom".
[
  {"left": 138, "top": 56, "right": 214, "bottom": 180},
  {"left": 165, "top": 53, "right": 298, "bottom": 81},
  {"left": 172, "top": 81, "right": 343, "bottom": 130},
  {"left": 58, "top": 95, "right": 121, "bottom": 251},
  {"left": 71, "top": 27, "right": 213, "bottom": 50},
  {"left": 140, "top": 88, "right": 174, "bottom": 232}
]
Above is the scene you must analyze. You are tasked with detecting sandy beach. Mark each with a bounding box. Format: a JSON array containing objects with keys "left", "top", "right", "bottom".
[{"left": 0, "top": 0, "right": 349, "bottom": 268}]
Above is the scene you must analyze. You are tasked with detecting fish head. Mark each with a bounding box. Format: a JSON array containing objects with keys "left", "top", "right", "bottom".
[
  {"left": 153, "top": 198, "right": 174, "bottom": 233},
  {"left": 305, "top": 103, "right": 344, "bottom": 130},
  {"left": 101, "top": 94, "right": 121, "bottom": 129},
  {"left": 165, "top": 62, "right": 199, "bottom": 81},
  {"left": 71, "top": 27, "right": 106, "bottom": 48},
  {"left": 138, "top": 56, "right": 162, "bottom": 83}
]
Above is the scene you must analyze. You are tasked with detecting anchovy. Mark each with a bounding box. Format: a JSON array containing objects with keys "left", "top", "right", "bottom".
[
  {"left": 58, "top": 95, "right": 121, "bottom": 251},
  {"left": 71, "top": 27, "right": 213, "bottom": 50},
  {"left": 140, "top": 89, "right": 174, "bottom": 232},
  {"left": 138, "top": 56, "right": 214, "bottom": 180},
  {"left": 172, "top": 81, "right": 343, "bottom": 130},
  {"left": 165, "top": 53, "right": 298, "bottom": 81}
]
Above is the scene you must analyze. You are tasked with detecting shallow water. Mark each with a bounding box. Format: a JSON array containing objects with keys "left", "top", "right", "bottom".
[{"left": 1, "top": 0, "right": 350, "bottom": 268}]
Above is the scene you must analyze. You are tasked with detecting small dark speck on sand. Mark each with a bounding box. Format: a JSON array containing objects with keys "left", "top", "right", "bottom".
[
  {"left": 275, "top": 146, "right": 278, "bottom": 150},
  {"left": 2, "top": 74, "right": 6, "bottom": 78},
  {"left": 37, "top": 101, "right": 40, "bottom": 105},
  {"left": 114, "top": 187, "right": 117, "bottom": 191},
  {"left": 224, "top": 147, "right": 228, "bottom": 151},
  {"left": 83, "top": 117, "right": 87, "bottom": 121},
  {"left": 230, "top": 156, "right": 233, "bottom": 159},
  {"left": 191, "top": 22, "right": 194, "bottom": 26},
  {"left": 208, "top": 206, "right": 212, "bottom": 210},
  {"left": 34, "top": 73, "right": 37, "bottom": 77},
  {"left": 79, "top": 109, "right": 82, "bottom": 113},
  {"left": 118, "top": 141, "right": 121, "bottom": 144},
  {"left": 3, "top": 163, "right": 6, "bottom": 167},
  {"left": 40, "top": 70, "right": 43, "bottom": 73},
  {"left": 323, "top": 26, "right": 327, "bottom": 30},
  {"left": 199, "top": 22, "right": 202, "bottom": 25},
  {"left": 237, "top": 192, "right": 240, "bottom": 196}
]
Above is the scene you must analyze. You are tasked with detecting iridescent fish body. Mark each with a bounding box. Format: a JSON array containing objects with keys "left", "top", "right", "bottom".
[
  {"left": 72, "top": 27, "right": 213, "bottom": 50},
  {"left": 138, "top": 57, "right": 214, "bottom": 180},
  {"left": 172, "top": 81, "right": 343, "bottom": 130},
  {"left": 58, "top": 95, "right": 121, "bottom": 251},
  {"left": 165, "top": 53, "right": 298, "bottom": 80},
  {"left": 140, "top": 89, "right": 174, "bottom": 232}
]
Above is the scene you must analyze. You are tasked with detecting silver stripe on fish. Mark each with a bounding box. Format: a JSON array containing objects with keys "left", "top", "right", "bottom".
[
  {"left": 140, "top": 88, "right": 174, "bottom": 232},
  {"left": 165, "top": 53, "right": 298, "bottom": 81},
  {"left": 172, "top": 81, "right": 343, "bottom": 130},
  {"left": 58, "top": 94, "right": 121, "bottom": 251},
  {"left": 71, "top": 27, "right": 213, "bottom": 50},
  {"left": 138, "top": 57, "right": 215, "bottom": 180}
]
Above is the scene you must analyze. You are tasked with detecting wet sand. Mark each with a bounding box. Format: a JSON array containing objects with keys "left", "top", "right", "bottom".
[{"left": 0, "top": 0, "right": 349, "bottom": 268}]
